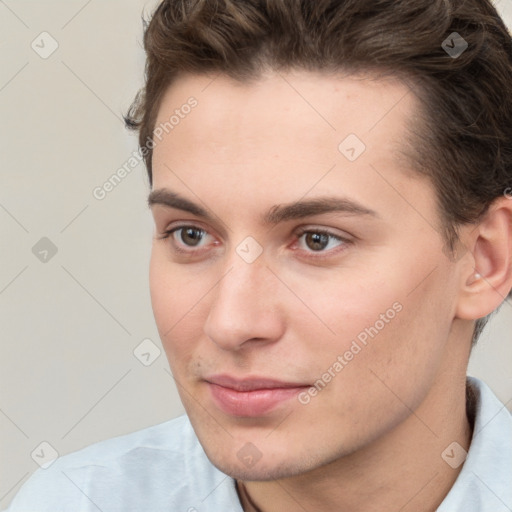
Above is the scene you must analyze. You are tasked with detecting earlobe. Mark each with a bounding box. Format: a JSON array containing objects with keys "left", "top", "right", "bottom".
[{"left": 456, "top": 197, "right": 512, "bottom": 320}]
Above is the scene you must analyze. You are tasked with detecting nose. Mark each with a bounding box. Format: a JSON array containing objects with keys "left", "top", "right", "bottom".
[{"left": 203, "top": 253, "right": 285, "bottom": 351}]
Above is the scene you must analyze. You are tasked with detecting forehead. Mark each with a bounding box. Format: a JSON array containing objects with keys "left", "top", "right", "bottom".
[
  {"left": 153, "top": 69, "right": 417, "bottom": 172},
  {"left": 150, "top": 70, "right": 432, "bottom": 228}
]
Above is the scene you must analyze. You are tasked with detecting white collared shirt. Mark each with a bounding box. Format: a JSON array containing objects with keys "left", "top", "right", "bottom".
[{"left": 5, "top": 376, "right": 511, "bottom": 511}]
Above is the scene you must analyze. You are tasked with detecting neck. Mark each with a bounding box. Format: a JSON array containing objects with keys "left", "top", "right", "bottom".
[{"left": 238, "top": 373, "right": 474, "bottom": 512}]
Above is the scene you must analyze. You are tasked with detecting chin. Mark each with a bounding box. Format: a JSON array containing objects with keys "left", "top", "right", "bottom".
[
  {"left": 199, "top": 435, "right": 336, "bottom": 482},
  {"left": 206, "top": 453, "right": 314, "bottom": 481}
]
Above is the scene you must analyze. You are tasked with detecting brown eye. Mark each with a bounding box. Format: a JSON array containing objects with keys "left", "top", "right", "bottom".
[
  {"left": 294, "top": 227, "right": 352, "bottom": 260},
  {"left": 160, "top": 225, "right": 214, "bottom": 255},
  {"left": 177, "top": 227, "right": 205, "bottom": 247},
  {"left": 295, "top": 229, "right": 346, "bottom": 254},
  {"left": 304, "top": 232, "right": 330, "bottom": 251}
]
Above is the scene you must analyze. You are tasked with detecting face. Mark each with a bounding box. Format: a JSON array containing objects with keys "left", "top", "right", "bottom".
[{"left": 148, "top": 70, "right": 464, "bottom": 480}]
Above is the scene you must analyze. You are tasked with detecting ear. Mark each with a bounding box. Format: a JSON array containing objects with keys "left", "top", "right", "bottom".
[{"left": 455, "top": 195, "right": 512, "bottom": 321}]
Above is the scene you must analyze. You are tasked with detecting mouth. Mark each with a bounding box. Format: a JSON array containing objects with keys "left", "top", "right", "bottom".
[{"left": 204, "top": 374, "right": 311, "bottom": 417}]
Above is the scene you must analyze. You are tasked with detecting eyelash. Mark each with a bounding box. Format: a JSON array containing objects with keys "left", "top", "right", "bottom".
[{"left": 158, "top": 224, "right": 351, "bottom": 260}]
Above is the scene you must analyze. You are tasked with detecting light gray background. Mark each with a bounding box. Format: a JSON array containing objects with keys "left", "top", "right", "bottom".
[{"left": 1, "top": 0, "right": 511, "bottom": 509}]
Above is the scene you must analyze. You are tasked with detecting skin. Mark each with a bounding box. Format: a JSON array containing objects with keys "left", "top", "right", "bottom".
[{"left": 148, "top": 70, "right": 512, "bottom": 512}]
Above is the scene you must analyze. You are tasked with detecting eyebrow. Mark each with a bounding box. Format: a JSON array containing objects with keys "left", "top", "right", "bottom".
[{"left": 147, "top": 188, "right": 378, "bottom": 225}]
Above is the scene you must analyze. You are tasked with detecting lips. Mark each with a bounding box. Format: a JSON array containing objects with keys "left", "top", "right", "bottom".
[{"left": 204, "top": 374, "right": 310, "bottom": 417}]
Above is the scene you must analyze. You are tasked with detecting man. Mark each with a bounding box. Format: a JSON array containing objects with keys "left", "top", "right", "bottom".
[{"left": 7, "top": 0, "right": 512, "bottom": 510}]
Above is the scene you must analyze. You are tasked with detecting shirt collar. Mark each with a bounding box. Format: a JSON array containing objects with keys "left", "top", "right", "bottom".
[{"left": 437, "top": 376, "right": 512, "bottom": 511}]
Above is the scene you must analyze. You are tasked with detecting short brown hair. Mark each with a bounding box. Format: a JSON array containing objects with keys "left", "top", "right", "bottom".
[{"left": 124, "top": 0, "right": 512, "bottom": 343}]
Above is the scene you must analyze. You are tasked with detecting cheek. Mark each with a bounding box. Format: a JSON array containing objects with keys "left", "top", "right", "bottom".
[
  {"left": 320, "top": 282, "right": 451, "bottom": 417},
  {"left": 149, "top": 252, "right": 188, "bottom": 353},
  {"left": 289, "top": 269, "right": 404, "bottom": 354},
  {"left": 149, "top": 250, "right": 212, "bottom": 365},
  {"left": 293, "top": 265, "right": 449, "bottom": 394},
  {"left": 306, "top": 247, "right": 452, "bottom": 357},
  {"left": 149, "top": 251, "right": 175, "bottom": 333},
  {"left": 149, "top": 248, "right": 196, "bottom": 326}
]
